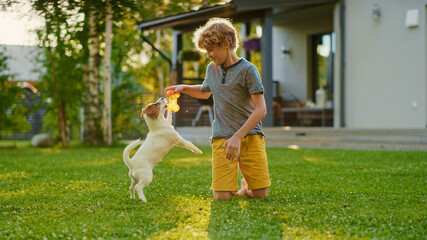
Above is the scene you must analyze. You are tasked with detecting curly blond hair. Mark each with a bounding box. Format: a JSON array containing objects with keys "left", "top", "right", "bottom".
[{"left": 193, "top": 18, "right": 239, "bottom": 53}]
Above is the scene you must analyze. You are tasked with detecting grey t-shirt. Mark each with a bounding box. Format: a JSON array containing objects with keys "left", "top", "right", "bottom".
[{"left": 200, "top": 58, "right": 264, "bottom": 139}]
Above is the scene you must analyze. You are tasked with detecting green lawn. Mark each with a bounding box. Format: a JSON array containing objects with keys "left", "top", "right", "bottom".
[{"left": 1, "top": 141, "right": 426, "bottom": 239}]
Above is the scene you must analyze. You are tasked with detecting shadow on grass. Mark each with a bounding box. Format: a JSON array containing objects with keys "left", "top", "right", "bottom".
[{"left": 208, "top": 196, "right": 283, "bottom": 239}]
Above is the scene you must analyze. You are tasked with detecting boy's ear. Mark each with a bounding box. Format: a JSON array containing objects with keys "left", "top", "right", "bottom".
[{"left": 222, "top": 40, "right": 230, "bottom": 48}]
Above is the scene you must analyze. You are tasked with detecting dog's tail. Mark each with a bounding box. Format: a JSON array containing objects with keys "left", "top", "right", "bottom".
[{"left": 123, "top": 138, "right": 141, "bottom": 169}]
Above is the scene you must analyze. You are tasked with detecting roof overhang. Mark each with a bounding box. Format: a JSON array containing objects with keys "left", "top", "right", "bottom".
[
  {"left": 233, "top": 0, "right": 338, "bottom": 11},
  {"left": 137, "top": 3, "right": 265, "bottom": 33},
  {"left": 137, "top": 0, "right": 338, "bottom": 33}
]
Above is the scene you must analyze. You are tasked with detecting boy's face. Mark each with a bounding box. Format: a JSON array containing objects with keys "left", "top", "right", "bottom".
[{"left": 206, "top": 44, "right": 229, "bottom": 66}]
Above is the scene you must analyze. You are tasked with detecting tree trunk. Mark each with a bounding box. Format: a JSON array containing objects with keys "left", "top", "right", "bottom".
[
  {"left": 103, "top": 0, "right": 113, "bottom": 146},
  {"left": 48, "top": 52, "right": 69, "bottom": 147},
  {"left": 57, "top": 100, "right": 68, "bottom": 147},
  {"left": 84, "top": 5, "right": 102, "bottom": 145}
]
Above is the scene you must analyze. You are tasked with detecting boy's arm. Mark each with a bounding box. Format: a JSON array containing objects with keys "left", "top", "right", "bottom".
[
  {"left": 235, "top": 93, "right": 267, "bottom": 138},
  {"left": 223, "top": 93, "right": 267, "bottom": 161},
  {"left": 166, "top": 84, "right": 211, "bottom": 99}
]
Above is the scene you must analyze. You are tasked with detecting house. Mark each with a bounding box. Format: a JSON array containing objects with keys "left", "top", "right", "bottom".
[
  {"left": 2, "top": 45, "right": 42, "bottom": 82},
  {"left": 1, "top": 44, "right": 44, "bottom": 139},
  {"left": 137, "top": 0, "right": 427, "bottom": 129}
]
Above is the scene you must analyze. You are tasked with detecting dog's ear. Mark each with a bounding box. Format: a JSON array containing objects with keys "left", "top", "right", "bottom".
[
  {"left": 140, "top": 108, "right": 145, "bottom": 120},
  {"left": 144, "top": 104, "right": 159, "bottom": 120}
]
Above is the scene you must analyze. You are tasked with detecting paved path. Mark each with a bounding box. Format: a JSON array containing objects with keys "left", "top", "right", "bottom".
[{"left": 177, "top": 127, "right": 427, "bottom": 151}]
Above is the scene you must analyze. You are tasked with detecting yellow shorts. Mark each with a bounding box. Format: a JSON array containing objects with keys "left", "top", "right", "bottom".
[{"left": 211, "top": 134, "right": 271, "bottom": 192}]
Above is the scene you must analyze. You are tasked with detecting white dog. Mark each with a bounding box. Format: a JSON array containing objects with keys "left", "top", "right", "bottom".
[{"left": 123, "top": 97, "right": 203, "bottom": 202}]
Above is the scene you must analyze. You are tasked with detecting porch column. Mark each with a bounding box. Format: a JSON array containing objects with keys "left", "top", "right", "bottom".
[
  {"left": 261, "top": 9, "right": 274, "bottom": 127},
  {"left": 333, "top": 1, "right": 346, "bottom": 128},
  {"left": 172, "top": 30, "right": 183, "bottom": 85},
  {"left": 172, "top": 30, "right": 183, "bottom": 126},
  {"left": 240, "top": 22, "right": 251, "bottom": 62}
]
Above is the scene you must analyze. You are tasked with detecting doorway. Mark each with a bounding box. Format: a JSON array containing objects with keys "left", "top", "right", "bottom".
[
  {"left": 310, "top": 32, "right": 334, "bottom": 104},
  {"left": 302, "top": 32, "right": 335, "bottom": 127}
]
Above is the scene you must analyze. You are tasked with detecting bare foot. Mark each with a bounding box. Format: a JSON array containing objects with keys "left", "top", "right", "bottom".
[{"left": 237, "top": 178, "right": 248, "bottom": 196}]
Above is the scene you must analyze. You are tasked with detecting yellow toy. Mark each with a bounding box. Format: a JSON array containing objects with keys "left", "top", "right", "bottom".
[{"left": 166, "top": 89, "right": 180, "bottom": 112}]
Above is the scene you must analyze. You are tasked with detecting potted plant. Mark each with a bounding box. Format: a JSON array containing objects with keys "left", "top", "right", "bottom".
[
  {"left": 178, "top": 49, "right": 201, "bottom": 62},
  {"left": 243, "top": 35, "right": 261, "bottom": 52},
  {"left": 178, "top": 49, "right": 201, "bottom": 78}
]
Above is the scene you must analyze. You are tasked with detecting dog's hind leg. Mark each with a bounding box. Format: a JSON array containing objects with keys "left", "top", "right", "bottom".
[
  {"left": 129, "top": 178, "right": 138, "bottom": 199},
  {"left": 135, "top": 182, "right": 147, "bottom": 202},
  {"left": 134, "top": 170, "right": 153, "bottom": 203}
]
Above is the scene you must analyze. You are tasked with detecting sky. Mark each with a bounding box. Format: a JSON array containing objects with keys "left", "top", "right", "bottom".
[{"left": 0, "top": 1, "right": 43, "bottom": 46}]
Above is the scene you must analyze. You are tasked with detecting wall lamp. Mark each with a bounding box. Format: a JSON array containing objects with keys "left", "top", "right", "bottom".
[
  {"left": 372, "top": 4, "right": 381, "bottom": 21},
  {"left": 281, "top": 46, "right": 291, "bottom": 56}
]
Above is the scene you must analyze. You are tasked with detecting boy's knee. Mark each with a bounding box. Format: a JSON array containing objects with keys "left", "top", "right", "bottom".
[
  {"left": 213, "top": 191, "right": 232, "bottom": 201},
  {"left": 251, "top": 188, "right": 268, "bottom": 199}
]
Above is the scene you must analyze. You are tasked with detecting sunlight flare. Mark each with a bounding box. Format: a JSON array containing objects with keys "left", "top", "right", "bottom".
[
  {"left": 147, "top": 195, "right": 211, "bottom": 239},
  {"left": 287, "top": 145, "right": 300, "bottom": 150}
]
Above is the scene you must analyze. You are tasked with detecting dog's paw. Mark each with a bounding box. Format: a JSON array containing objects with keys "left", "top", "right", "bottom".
[
  {"left": 139, "top": 198, "right": 147, "bottom": 203},
  {"left": 194, "top": 148, "right": 203, "bottom": 155}
]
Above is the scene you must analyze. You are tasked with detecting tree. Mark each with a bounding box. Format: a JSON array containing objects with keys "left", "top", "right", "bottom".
[
  {"left": 31, "top": 0, "right": 139, "bottom": 146},
  {"left": 34, "top": 0, "right": 84, "bottom": 147},
  {"left": 28, "top": 0, "right": 225, "bottom": 146},
  {"left": 103, "top": 0, "right": 113, "bottom": 145},
  {"left": 0, "top": 0, "right": 18, "bottom": 11},
  {"left": 83, "top": 1, "right": 103, "bottom": 145}
]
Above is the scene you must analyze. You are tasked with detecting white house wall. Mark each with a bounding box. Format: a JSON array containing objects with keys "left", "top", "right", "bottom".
[
  {"left": 2, "top": 45, "right": 43, "bottom": 81},
  {"left": 345, "top": 0, "right": 427, "bottom": 129}
]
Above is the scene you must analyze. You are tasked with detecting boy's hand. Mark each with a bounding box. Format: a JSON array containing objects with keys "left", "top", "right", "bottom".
[
  {"left": 165, "top": 86, "right": 183, "bottom": 95},
  {"left": 223, "top": 135, "right": 242, "bottom": 162}
]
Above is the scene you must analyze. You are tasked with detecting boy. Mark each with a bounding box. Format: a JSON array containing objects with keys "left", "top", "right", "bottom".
[{"left": 165, "top": 18, "right": 270, "bottom": 201}]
